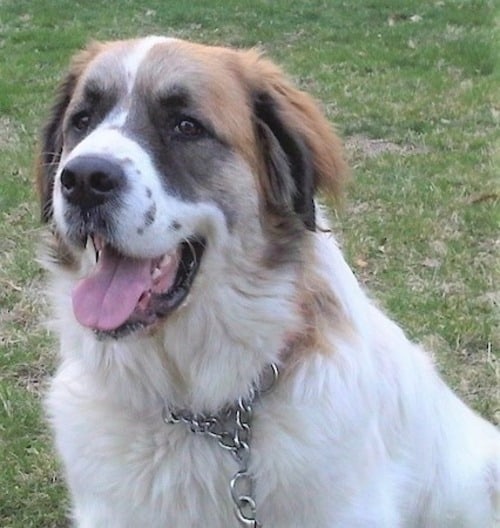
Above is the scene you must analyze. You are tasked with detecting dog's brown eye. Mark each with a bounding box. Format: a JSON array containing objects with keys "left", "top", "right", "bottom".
[
  {"left": 174, "top": 119, "right": 204, "bottom": 138},
  {"left": 72, "top": 111, "right": 91, "bottom": 132}
]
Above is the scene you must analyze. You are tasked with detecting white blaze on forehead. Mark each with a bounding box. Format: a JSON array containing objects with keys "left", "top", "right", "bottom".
[
  {"left": 84, "top": 37, "right": 178, "bottom": 132},
  {"left": 122, "top": 36, "right": 177, "bottom": 94}
]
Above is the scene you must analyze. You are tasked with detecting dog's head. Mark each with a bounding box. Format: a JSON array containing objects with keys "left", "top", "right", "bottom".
[{"left": 36, "top": 37, "right": 347, "bottom": 339}]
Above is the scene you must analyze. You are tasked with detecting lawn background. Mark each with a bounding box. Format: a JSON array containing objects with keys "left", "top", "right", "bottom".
[{"left": 0, "top": 1, "right": 498, "bottom": 526}]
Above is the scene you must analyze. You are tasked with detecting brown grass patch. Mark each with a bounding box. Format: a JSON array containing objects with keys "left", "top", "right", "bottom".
[{"left": 345, "top": 134, "right": 429, "bottom": 159}]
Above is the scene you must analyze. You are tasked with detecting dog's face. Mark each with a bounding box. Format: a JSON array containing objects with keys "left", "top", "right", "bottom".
[{"left": 37, "top": 37, "right": 347, "bottom": 339}]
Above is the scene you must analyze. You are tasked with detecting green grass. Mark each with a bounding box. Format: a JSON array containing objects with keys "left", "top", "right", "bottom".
[{"left": 0, "top": 0, "right": 498, "bottom": 525}]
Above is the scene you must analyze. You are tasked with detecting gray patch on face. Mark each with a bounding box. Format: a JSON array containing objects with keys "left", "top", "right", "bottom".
[
  {"left": 145, "top": 187, "right": 152, "bottom": 198},
  {"left": 121, "top": 91, "right": 239, "bottom": 230},
  {"left": 171, "top": 220, "right": 181, "bottom": 231}
]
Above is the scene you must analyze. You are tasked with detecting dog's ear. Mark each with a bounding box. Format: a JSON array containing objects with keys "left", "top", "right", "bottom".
[
  {"left": 36, "top": 72, "right": 77, "bottom": 223},
  {"left": 254, "top": 92, "right": 317, "bottom": 230},
  {"left": 249, "top": 52, "right": 349, "bottom": 231},
  {"left": 35, "top": 42, "right": 102, "bottom": 223}
]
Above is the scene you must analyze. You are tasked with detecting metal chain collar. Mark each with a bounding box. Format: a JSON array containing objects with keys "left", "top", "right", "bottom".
[{"left": 162, "top": 363, "right": 279, "bottom": 527}]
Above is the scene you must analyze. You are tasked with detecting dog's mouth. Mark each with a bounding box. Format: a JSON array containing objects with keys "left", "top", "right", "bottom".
[{"left": 72, "top": 235, "right": 205, "bottom": 338}]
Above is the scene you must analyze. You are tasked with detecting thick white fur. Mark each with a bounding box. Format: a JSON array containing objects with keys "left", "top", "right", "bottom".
[
  {"left": 46, "top": 216, "right": 499, "bottom": 527},
  {"left": 44, "top": 39, "right": 499, "bottom": 528}
]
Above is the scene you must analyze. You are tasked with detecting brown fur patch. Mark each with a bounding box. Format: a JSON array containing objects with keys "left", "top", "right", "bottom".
[
  {"left": 239, "top": 49, "right": 349, "bottom": 201},
  {"left": 141, "top": 41, "right": 258, "bottom": 167},
  {"left": 287, "top": 237, "right": 354, "bottom": 360}
]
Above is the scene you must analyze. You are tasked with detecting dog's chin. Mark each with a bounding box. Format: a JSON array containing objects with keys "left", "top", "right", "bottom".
[
  {"left": 72, "top": 234, "right": 206, "bottom": 340},
  {"left": 94, "top": 322, "right": 149, "bottom": 341}
]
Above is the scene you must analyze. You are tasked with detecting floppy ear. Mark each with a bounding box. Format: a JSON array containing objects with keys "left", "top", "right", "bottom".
[
  {"left": 255, "top": 92, "right": 317, "bottom": 230},
  {"left": 36, "top": 73, "right": 77, "bottom": 223},
  {"left": 249, "top": 52, "right": 349, "bottom": 231},
  {"left": 35, "top": 42, "right": 102, "bottom": 223}
]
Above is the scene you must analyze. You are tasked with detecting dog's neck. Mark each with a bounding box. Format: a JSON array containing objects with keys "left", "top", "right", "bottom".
[{"left": 60, "top": 297, "right": 301, "bottom": 416}]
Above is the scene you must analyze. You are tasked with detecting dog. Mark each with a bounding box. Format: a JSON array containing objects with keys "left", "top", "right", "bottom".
[{"left": 36, "top": 36, "right": 499, "bottom": 527}]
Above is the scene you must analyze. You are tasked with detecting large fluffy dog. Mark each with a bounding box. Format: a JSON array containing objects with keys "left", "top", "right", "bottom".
[{"left": 37, "top": 37, "right": 499, "bottom": 527}]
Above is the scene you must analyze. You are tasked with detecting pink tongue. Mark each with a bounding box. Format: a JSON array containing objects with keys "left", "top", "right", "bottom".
[{"left": 72, "top": 247, "right": 153, "bottom": 331}]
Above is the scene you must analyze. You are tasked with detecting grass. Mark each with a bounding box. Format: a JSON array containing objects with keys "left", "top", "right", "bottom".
[{"left": 0, "top": 0, "right": 498, "bottom": 525}]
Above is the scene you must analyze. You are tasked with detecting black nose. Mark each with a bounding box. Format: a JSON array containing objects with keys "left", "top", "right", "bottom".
[{"left": 60, "top": 155, "right": 126, "bottom": 209}]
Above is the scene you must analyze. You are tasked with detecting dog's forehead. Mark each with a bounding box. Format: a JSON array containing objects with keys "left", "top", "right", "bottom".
[
  {"left": 79, "top": 37, "right": 175, "bottom": 93},
  {"left": 77, "top": 37, "right": 256, "bottom": 156},
  {"left": 83, "top": 38, "right": 246, "bottom": 101},
  {"left": 121, "top": 36, "right": 177, "bottom": 91}
]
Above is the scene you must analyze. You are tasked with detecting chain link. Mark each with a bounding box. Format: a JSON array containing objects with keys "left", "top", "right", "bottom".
[{"left": 162, "top": 363, "right": 279, "bottom": 527}]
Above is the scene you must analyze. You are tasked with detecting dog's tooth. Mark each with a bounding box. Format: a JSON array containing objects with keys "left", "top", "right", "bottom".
[
  {"left": 93, "top": 235, "right": 105, "bottom": 251},
  {"left": 137, "top": 291, "right": 151, "bottom": 311},
  {"left": 160, "top": 254, "right": 172, "bottom": 268},
  {"left": 152, "top": 268, "right": 162, "bottom": 281}
]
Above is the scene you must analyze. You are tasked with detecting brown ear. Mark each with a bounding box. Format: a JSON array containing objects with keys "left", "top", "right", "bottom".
[
  {"left": 35, "top": 42, "right": 103, "bottom": 223},
  {"left": 247, "top": 51, "right": 349, "bottom": 230}
]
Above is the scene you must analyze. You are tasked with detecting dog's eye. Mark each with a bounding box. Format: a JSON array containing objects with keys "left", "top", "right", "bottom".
[
  {"left": 72, "top": 111, "right": 91, "bottom": 133},
  {"left": 173, "top": 118, "right": 204, "bottom": 139}
]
